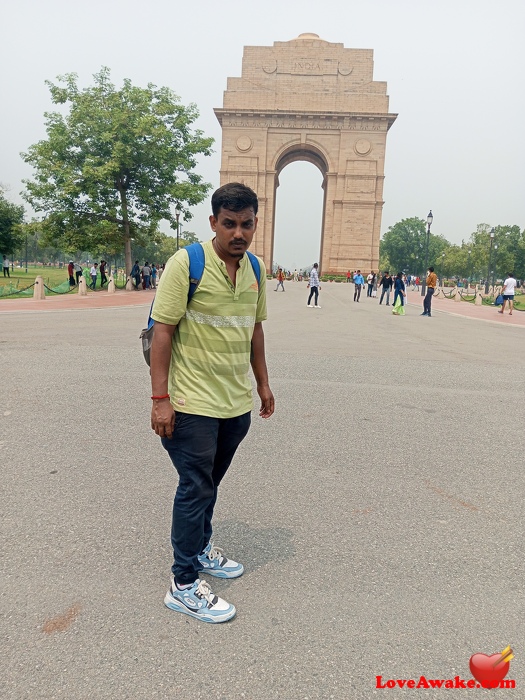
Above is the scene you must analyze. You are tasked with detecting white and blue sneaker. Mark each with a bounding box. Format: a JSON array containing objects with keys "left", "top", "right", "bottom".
[
  {"left": 164, "top": 578, "right": 236, "bottom": 623},
  {"left": 197, "top": 542, "right": 244, "bottom": 579}
]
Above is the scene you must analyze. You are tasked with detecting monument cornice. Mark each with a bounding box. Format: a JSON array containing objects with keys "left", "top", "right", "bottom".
[{"left": 215, "top": 109, "right": 397, "bottom": 132}]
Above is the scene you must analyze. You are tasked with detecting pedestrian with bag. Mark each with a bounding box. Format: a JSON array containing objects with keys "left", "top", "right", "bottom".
[
  {"left": 421, "top": 267, "right": 437, "bottom": 317},
  {"left": 307, "top": 263, "right": 321, "bottom": 308},
  {"left": 392, "top": 272, "right": 406, "bottom": 315}
]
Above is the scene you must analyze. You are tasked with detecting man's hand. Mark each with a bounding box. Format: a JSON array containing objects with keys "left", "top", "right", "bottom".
[
  {"left": 151, "top": 399, "right": 175, "bottom": 438},
  {"left": 257, "top": 384, "right": 275, "bottom": 419}
]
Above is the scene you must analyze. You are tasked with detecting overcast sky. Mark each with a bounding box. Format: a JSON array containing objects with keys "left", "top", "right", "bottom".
[{"left": 1, "top": 0, "right": 524, "bottom": 269}]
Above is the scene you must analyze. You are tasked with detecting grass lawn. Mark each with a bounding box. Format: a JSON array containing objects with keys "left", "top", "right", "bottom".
[{"left": 0, "top": 266, "right": 72, "bottom": 289}]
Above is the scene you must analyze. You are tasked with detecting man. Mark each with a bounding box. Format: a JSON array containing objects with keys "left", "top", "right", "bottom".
[
  {"left": 346, "top": 270, "right": 351, "bottom": 283},
  {"left": 3, "top": 257, "right": 10, "bottom": 278},
  {"left": 353, "top": 270, "right": 364, "bottom": 302},
  {"left": 89, "top": 262, "right": 98, "bottom": 290},
  {"left": 274, "top": 267, "right": 285, "bottom": 291},
  {"left": 366, "top": 271, "right": 375, "bottom": 297},
  {"left": 131, "top": 260, "right": 141, "bottom": 289},
  {"left": 499, "top": 272, "right": 517, "bottom": 315},
  {"left": 99, "top": 260, "right": 108, "bottom": 288},
  {"left": 150, "top": 182, "right": 274, "bottom": 624},
  {"left": 307, "top": 263, "right": 321, "bottom": 308},
  {"left": 421, "top": 266, "right": 437, "bottom": 316},
  {"left": 67, "top": 260, "right": 76, "bottom": 287},
  {"left": 378, "top": 271, "right": 393, "bottom": 305},
  {"left": 142, "top": 262, "right": 151, "bottom": 289},
  {"left": 74, "top": 262, "right": 83, "bottom": 285}
]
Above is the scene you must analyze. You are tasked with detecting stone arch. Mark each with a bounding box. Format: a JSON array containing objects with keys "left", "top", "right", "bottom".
[{"left": 215, "top": 34, "right": 397, "bottom": 274}]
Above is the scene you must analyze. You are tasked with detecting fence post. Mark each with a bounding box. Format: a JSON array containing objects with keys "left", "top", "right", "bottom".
[
  {"left": 125, "top": 276, "right": 133, "bottom": 291},
  {"left": 33, "top": 276, "right": 45, "bottom": 300},
  {"left": 475, "top": 291, "right": 483, "bottom": 306},
  {"left": 454, "top": 286, "right": 461, "bottom": 302},
  {"left": 107, "top": 276, "right": 116, "bottom": 294},
  {"left": 78, "top": 276, "right": 87, "bottom": 296}
]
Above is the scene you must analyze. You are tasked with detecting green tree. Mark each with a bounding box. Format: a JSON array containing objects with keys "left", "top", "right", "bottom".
[
  {"left": 0, "top": 188, "right": 25, "bottom": 259},
  {"left": 22, "top": 67, "right": 213, "bottom": 273},
  {"left": 380, "top": 217, "right": 449, "bottom": 275}
]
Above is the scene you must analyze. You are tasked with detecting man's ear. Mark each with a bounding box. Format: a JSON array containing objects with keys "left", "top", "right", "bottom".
[{"left": 209, "top": 214, "right": 217, "bottom": 232}]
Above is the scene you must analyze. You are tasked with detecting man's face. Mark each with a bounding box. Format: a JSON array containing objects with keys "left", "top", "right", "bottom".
[{"left": 210, "top": 207, "right": 258, "bottom": 260}]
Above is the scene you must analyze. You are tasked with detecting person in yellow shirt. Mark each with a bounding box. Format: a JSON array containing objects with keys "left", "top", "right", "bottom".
[
  {"left": 422, "top": 266, "right": 437, "bottom": 317},
  {"left": 150, "top": 182, "right": 275, "bottom": 623}
]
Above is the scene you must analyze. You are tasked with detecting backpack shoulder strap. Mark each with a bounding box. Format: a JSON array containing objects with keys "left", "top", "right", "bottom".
[
  {"left": 186, "top": 242, "right": 205, "bottom": 302},
  {"left": 246, "top": 251, "right": 262, "bottom": 289}
]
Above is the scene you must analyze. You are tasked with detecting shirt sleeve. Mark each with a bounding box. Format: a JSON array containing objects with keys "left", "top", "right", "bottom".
[
  {"left": 151, "top": 249, "right": 190, "bottom": 326},
  {"left": 255, "top": 258, "right": 267, "bottom": 323}
]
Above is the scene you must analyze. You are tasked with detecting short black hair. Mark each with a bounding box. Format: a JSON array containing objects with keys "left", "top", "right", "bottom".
[
  {"left": 211, "top": 182, "right": 258, "bottom": 217},
  {"left": 429, "top": 266, "right": 434, "bottom": 272}
]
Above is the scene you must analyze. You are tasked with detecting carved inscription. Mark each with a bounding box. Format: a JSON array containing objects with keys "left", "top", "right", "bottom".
[{"left": 224, "top": 117, "right": 387, "bottom": 131}]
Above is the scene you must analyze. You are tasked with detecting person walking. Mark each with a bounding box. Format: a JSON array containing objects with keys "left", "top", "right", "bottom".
[
  {"left": 421, "top": 266, "right": 437, "bottom": 317},
  {"left": 149, "top": 182, "right": 274, "bottom": 624},
  {"left": 67, "top": 260, "right": 76, "bottom": 287},
  {"left": 131, "top": 260, "right": 141, "bottom": 289},
  {"left": 353, "top": 270, "right": 364, "bottom": 302},
  {"left": 151, "top": 264, "right": 158, "bottom": 289},
  {"left": 307, "top": 263, "right": 321, "bottom": 308},
  {"left": 142, "top": 262, "right": 151, "bottom": 290},
  {"left": 367, "top": 271, "right": 375, "bottom": 297},
  {"left": 89, "top": 262, "right": 98, "bottom": 290},
  {"left": 99, "top": 260, "right": 108, "bottom": 288},
  {"left": 499, "top": 272, "right": 517, "bottom": 315},
  {"left": 346, "top": 270, "right": 351, "bottom": 283},
  {"left": 274, "top": 267, "right": 285, "bottom": 291},
  {"left": 378, "top": 272, "right": 393, "bottom": 305},
  {"left": 3, "top": 257, "right": 10, "bottom": 278},
  {"left": 392, "top": 271, "right": 406, "bottom": 314},
  {"left": 74, "top": 262, "right": 83, "bottom": 285}
]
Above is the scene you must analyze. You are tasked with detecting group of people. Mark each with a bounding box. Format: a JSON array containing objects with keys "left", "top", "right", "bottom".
[
  {"left": 131, "top": 261, "right": 160, "bottom": 289},
  {"left": 67, "top": 260, "right": 109, "bottom": 290}
]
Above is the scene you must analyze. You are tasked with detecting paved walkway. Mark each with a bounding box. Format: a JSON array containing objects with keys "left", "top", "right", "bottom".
[{"left": 1, "top": 283, "right": 524, "bottom": 327}]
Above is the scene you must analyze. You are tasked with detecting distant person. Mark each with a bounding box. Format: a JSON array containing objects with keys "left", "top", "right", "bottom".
[
  {"left": 346, "top": 270, "right": 351, "bottom": 283},
  {"left": 353, "top": 270, "right": 364, "bottom": 302},
  {"left": 142, "top": 262, "right": 151, "bottom": 289},
  {"left": 421, "top": 267, "right": 437, "bottom": 317},
  {"left": 3, "top": 257, "right": 10, "bottom": 278},
  {"left": 131, "top": 260, "right": 141, "bottom": 289},
  {"left": 67, "top": 260, "right": 76, "bottom": 287},
  {"left": 307, "top": 263, "right": 321, "bottom": 308},
  {"left": 499, "top": 272, "right": 517, "bottom": 315},
  {"left": 367, "top": 271, "right": 375, "bottom": 297},
  {"left": 99, "top": 260, "right": 108, "bottom": 288},
  {"left": 293, "top": 269, "right": 298, "bottom": 282},
  {"left": 274, "top": 267, "right": 285, "bottom": 292},
  {"left": 89, "top": 262, "right": 98, "bottom": 290},
  {"left": 378, "top": 272, "right": 393, "bottom": 305},
  {"left": 392, "top": 272, "right": 406, "bottom": 314},
  {"left": 74, "top": 262, "right": 83, "bottom": 285},
  {"left": 151, "top": 264, "right": 158, "bottom": 289},
  {"left": 414, "top": 276, "right": 420, "bottom": 291}
]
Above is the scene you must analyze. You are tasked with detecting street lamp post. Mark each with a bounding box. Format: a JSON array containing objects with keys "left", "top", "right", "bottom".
[
  {"left": 485, "top": 228, "right": 495, "bottom": 294},
  {"left": 25, "top": 235, "right": 28, "bottom": 274},
  {"left": 467, "top": 249, "right": 471, "bottom": 287},
  {"left": 420, "top": 210, "right": 433, "bottom": 296},
  {"left": 492, "top": 244, "right": 498, "bottom": 288},
  {"left": 175, "top": 204, "right": 181, "bottom": 251}
]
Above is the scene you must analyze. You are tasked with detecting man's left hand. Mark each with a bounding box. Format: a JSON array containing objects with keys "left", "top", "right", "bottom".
[{"left": 257, "top": 385, "right": 275, "bottom": 419}]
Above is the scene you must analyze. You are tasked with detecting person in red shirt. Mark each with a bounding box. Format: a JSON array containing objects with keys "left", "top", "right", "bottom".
[{"left": 67, "top": 261, "right": 75, "bottom": 287}]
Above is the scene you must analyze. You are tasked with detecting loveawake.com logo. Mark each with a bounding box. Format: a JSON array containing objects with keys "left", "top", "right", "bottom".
[{"left": 376, "top": 645, "right": 515, "bottom": 690}]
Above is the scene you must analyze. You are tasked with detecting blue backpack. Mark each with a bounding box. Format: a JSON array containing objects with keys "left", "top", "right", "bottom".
[{"left": 140, "top": 242, "right": 262, "bottom": 366}]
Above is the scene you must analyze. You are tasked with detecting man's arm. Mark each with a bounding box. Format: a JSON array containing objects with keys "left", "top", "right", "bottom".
[
  {"left": 150, "top": 321, "right": 177, "bottom": 438},
  {"left": 250, "top": 322, "right": 274, "bottom": 419}
]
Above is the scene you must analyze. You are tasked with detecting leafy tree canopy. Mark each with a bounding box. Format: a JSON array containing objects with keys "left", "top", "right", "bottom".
[
  {"left": 0, "top": 187, "right": 25, "bottom": 258},
  {"left": 21, "top": 68, "right": 214, "bottom": 272},
  {"left": 379, "top": 217, "right": 449, "bottom": 275}
]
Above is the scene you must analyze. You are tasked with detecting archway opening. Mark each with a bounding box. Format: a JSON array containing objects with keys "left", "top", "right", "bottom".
[{"left": 272, "top": 161, "right": 324, "bottom": 273}]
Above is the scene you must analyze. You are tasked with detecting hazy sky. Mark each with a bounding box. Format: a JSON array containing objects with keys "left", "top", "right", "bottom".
[{"left": 1, "top": 0, "right": 524, "bottom": 269}]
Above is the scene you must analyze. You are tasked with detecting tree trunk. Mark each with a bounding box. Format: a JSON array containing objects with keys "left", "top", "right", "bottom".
[{"left": 124, "top": 231, "right": 132, "bottom": 277}]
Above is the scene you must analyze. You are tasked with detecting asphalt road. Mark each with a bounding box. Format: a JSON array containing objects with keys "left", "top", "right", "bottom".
[{"left": 1, "top": 281, "right": 524, "bottom": 699}]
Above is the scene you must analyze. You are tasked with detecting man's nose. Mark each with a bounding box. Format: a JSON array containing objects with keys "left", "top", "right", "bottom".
[{"left": 233, "top": 227, "right": 244, "bottom": 238}]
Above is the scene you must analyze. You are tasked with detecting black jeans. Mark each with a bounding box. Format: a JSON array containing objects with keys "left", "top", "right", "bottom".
[
  {"left": 3, "top": 267, "right": 10, "bottom": 278},
  {"left": 161, "top": 411, "right": 251, "bottom": 584},
  {"left": 307, "top": 286, "right": 319, "bottom": 305},
  {"left": 354, "top": 284, "right": 362, "bottom": 301},
  {"left": 424, "top": 287, "right": 435, "bottom": 315},
  {"left": 367, "top": 283, "right": 373, "bottom": 297},
  {"left": 379, "top": 287, "right": 390, "bottom": 304}
]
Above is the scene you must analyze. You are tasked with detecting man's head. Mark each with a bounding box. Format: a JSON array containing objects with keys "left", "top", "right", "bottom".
[
  {"left": 357, "top": 269, "right": 361, "bottom": 274},
  {"left": 429, "top": 266, "right": 434, "bottom": 273},
  {"left": 384, "top": 271, "right": 389, "bottom": 276},
  {"left": 508, "top": 272, "right": 515, "bottom": 278},
  {"left": 210, "top": 183, "right": 259, "bottom": 260},
  {"left": 313, "top": 263, "right": 318, "bottom": 269}
]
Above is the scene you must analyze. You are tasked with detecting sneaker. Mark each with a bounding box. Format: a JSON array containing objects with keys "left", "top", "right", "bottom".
[
  {"left": 164, "top": 578, "right": 236, "bottom": 623},
  {"left": 420, "top": 312, "right": 428, "bottom": 316},
  {"left": 307, "top": 304, "right": 313, "bottom": 307},
  {"left": 198, "top": 543, "right": 244, "bottom": 578},
  {"left": 314, "top": 304, "right": 321, "bottom": 308}
]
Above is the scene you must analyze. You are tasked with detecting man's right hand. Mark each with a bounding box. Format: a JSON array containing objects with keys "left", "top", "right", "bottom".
[{"left": 151, "top": 399, "right": 175, "bottom": 439}]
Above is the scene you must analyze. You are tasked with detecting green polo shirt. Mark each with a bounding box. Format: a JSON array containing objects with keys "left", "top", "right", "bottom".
[{"left": 151, "top": 239, "right": 267, "bottom": 418}]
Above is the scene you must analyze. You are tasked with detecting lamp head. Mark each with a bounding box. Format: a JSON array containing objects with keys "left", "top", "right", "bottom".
[
  {"left": 427, "top": 211, "right": 433, "bottom": 226},
  {"left": 490, "top": 227, "right": 495, "bottom": 238}
]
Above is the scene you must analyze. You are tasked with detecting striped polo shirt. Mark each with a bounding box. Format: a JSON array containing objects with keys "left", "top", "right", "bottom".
[{"left": 151, "top": 239, "right": 267, "bottom": 418}]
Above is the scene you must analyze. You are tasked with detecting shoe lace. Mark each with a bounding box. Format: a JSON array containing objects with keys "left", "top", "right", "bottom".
[
  {"left": 195, "top": 579, "right": 214, "bottom": 603},
  {"left": 207, "top": 544, "right": 224, "bottom": 562}
]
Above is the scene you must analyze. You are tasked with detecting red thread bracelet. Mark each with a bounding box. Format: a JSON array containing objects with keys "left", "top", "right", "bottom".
[{"left": 151, "top": 394, "right": 170, "bottom": 400}]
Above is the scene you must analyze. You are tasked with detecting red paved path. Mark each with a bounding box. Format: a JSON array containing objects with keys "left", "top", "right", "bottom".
[{"left": 0, "top": 284, "right": 524, "bottom": 327}]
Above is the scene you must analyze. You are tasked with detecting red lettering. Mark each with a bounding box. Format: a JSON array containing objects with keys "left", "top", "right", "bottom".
[
  {"left": 467, "top": 680, "right": 475, "bottom": 688},
  {"left": 444, "top": 680, "right": 454, "bottom": 689},
  {"left": 386, "top": 680, "right": 396, "bottom": 688},
  {"left": 396, "top": 680, "right": 407, "bottom": 688},
  {"left": 416, "top": 676, "right": 430, "bottom": 689},
  {"left": 407, "top": 680, "right": 415, "bottom": 688},
  {"left": 375, "top": 676, "right": 386, "bottom": 689},
  {"left": 453, "top": 676, "right": 466, "bottom": 688},
  {"left": 428, "top": 679, "right": 444, "bottom": 688},
  {"left": 500, "top": 680, "right": 516, "bottom": 689}
]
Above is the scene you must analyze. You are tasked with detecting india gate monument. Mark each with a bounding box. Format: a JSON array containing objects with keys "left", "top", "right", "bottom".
[{"left": 214, "top": 33, "right": 397, "bottom": 274}]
